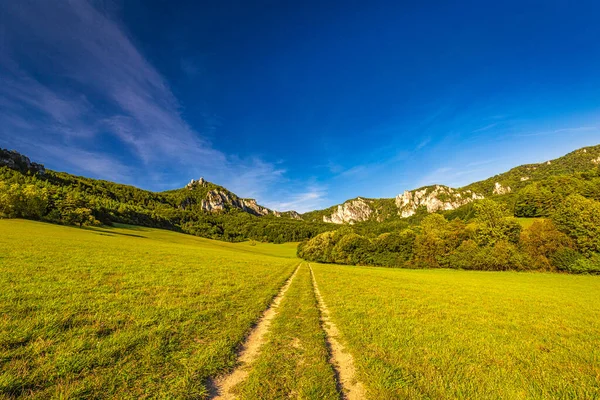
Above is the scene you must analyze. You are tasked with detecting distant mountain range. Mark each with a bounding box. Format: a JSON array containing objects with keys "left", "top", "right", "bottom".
[
  {"left": 1, "top": 144, "right": 599, "bottom": 236},
  {"left": 304, "top": 144, "right": 600, "bottom": 224}
]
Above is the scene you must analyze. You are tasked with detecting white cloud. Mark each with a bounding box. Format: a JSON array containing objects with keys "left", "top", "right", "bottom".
[
  {"left": 262, "top": 185, "right": 328, "bottom": 213},
  {"left": 0, "top": 0, "right": 319, "bottom": 210}
]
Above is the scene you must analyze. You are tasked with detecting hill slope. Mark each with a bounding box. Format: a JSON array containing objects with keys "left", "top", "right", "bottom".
[
  {"left": 308, "top": 144, "right": 600, "bottom": 224},
  {"left": 0, "top": 149, "right": 328, "bottom": 242}
]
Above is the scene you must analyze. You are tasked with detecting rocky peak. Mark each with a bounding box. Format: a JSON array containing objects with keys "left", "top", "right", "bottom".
[
  {"left": 186, "top": 177, "right": 206, "bottom": 189},
  {"left": 323, "top": 198, "right": 372, "bottom": 224},
  {"left": 0, "top": 149, "right": 45, "bottom": 175},
  {"left": 395, "top": 185, "right": 484, "bottom": 218},
  {"left": 197, "top": 188, "right": 302, "bottom": 219}
]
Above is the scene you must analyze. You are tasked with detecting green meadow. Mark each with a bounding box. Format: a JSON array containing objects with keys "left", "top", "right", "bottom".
[
  {"left": 235, "top": 264, "right": 339, "bottom": 399},
  {"left": 1, "top": 219, "right": 599, "bottom": 399},
  {"left": 0, "top": 220, "right": 296, "bottom": 398},
  {"left": 311, "top": 263, "right": 600, "bottom": 399}
]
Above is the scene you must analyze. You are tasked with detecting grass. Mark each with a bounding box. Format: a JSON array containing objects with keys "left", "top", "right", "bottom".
[
  {"left": 311, "top": 263, "right": 600, "bottom": 399},
  {"left": 0, "top": 219, "right": 297, "bottom": 399},
  {"left": 3, "top": 218, "right": 600, "bottom": 399},
  {"left": 235, "top": 263, "right": 339, "bottom": 399}
]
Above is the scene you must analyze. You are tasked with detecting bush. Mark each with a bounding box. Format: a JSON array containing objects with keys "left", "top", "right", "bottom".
[
  {"left": 551, "top": 248, "right": 600, "bottom": 274},
  {"left": 332, "top": 233, "right": 371, "bottom": 265},
  {"left": 568, "top": 254, "right": 600, "bottom": 274},
  {"left": 449, "top": 240, "right": 527, "bottom": 271}
]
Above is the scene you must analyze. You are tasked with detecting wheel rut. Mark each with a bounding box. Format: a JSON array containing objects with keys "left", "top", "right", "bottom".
[
  {"left": 209, "top": 264, "right": 301, "bottom": 399},
  {"left": 310, "top": 264, "right": 366, "bottom": 400}
]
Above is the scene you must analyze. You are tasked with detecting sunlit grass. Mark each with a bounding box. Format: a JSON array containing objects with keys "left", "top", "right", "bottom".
[
  {"left": 311, "top": 263, "right": 600, "bottom": 399},
  {"left": 235, "top": 263, "right": 339, "bottom": 399},
  {"left": 0, "top": 219, "right": 296, "bottom": 398}
]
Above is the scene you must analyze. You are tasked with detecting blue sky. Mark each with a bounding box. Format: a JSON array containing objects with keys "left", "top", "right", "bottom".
[{"left": 1, "top": 1, "right": 600, "bottom": 212}]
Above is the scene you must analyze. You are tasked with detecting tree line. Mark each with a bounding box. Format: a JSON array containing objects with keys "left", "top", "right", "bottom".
[
  {"left": 298, "top": 197, "right": 600, "bottom": 274},
  {"left": 0, "top": 166, "right": 332, "bottom": 243}
]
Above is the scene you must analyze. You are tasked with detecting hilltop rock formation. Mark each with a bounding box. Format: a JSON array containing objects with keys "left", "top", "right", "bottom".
[
  {"left": 323, "top": 198, "right": 372, "bottom": 224},
  {"left": 186, "top": 177, "right": 206, "bottom": 188},
  {"left": 181, "top": 179, "right": 302, "bottom": 219},
  {"left": 395, "top": 185, "right": 484, "bottom": 218},
  {"left": 0, "top": 149, "right": 45, "bottom": 175}
]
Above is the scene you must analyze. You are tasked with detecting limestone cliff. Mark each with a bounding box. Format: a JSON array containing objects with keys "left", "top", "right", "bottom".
[
  {"left": 395, "top": 185, "right": 484, "bottom": 218},
  {"left": 322, "top": 198, "right": 372, "bottom": 224},
  {"left": 182, "top": 177, "right": 301, "bottom": 219}
]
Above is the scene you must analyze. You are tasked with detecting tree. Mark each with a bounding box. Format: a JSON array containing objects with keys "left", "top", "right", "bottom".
[
  {"left": 521, "top": 219, "right": 573, "bottom": 270},
  {"left": 332, "top": 233, "right": 371, "bottom": 265},
  {"left": 473, "top": 200, "right": 521, "bottom": 246},
  {"left": 552, "top": 194, "right": 600, "bottom": 256}
]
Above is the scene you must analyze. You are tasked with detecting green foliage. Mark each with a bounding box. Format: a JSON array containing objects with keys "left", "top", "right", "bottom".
[
  {"left": 472, "top": 200, "right": 522, "bottom": 246},
  {"left": 0, "top": 182, "right": 48, "bottom": 219},
  {"left": 299, "top": 197, "right": 598, "bottom": 274},
  {"left": 552, "top": 194, "right": 600, "bottom": 256},
  {"left": 520, "top": 219, "right": 573, "bottom": 270},
  {"left": 0, "top": 165, "right": 332, "bottom": 242}
]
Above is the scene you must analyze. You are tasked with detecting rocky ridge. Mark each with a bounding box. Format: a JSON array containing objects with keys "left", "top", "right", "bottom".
[
  {"left": 395, "top": 185, "right": 484, "bottom": 218},
  {"left": 322, "top": 198, "right": 372, "bottom": 224},
  {"left": 184, "top": 177, "right": 301, "bottom": 219},
  {"left": 0, "top": 149, "right": 46, "bottom": 175}
]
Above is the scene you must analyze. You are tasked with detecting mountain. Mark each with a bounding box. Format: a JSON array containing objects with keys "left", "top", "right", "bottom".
[
  {"left": 2, "top": 145, "right": 600, "bottom": 241},
  {"left": 305, "top": 144, "right": 600, "bottom": 224},
  {"left": 0, "top": 148, "right": 324, "bottom": 242},
  {"left": 165, "top": 177, "right": 301, "bottom": 219},
  {"left": 0, "top": 148, "right": 298, "bottom": 219}
]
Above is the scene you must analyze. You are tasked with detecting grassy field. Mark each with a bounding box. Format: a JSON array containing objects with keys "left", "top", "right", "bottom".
[
  {"left": 235, "top": 263, "right": 339, "bottom": 399},
  {"left": 3, "top": 219, "right": 600, "bottom": 399},
  {"left": 311, "top": 263, "right": 600, "bottom": 399},
  {"left": 0, "top": 220, "right": 297, "bottom": 398}
]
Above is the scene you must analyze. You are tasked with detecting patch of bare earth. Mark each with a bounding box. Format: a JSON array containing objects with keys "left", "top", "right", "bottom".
[
  {"left": 209, "top": 265, "right": 300, "bottom": 399},
  {"left": 310, "top": 264, "right": 366, "bottom": 400}
]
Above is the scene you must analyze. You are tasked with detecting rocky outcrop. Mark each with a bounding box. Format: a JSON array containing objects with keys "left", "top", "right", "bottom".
[
  {"left": 323, "top": 198, "right": 372, "bottom": 224},
  {"left": 395, "top": 185, "right": 483, "bottom": 218},
  {"left": 592, "top": 157, "right": 600, "bottom": 165},
  {"left": 493, "top": 182, "right": 511, "bottom": 195},
  {"left": 0, "top": 149, "right": 45, "bottom": 175},
  {"left": 187, "top": 184, "right": 302, "bottom": 219},
  {"left": 278, "top": 210, "right": 302, "bottom": 220},
  {"left": 186, "top": 177, "right": 206, "bottom": 189},
  {"left": 199, "top": 189, "right": 271, "bottom": 216}
]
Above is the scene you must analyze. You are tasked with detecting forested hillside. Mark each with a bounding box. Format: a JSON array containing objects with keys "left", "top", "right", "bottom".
[
  {"left": 299, "top": 166, "right": 600, "bottom": 273},
  {"left": 2, "top": 145, "right": 600, "bottom": 260},
  {"left": 308, "top": 145, "right": 600, "bottom": 224},
  {"left": 0, "top": 149, "right": 331, "bottom": 242}
]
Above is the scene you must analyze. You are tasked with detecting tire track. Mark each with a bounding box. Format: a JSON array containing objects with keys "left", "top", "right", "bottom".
[
  {"left": 310, "top": 264, "right": 366, "bottom": 400},
  {"left": 209, "top": 264, "right": 301, "bottom": 399}
]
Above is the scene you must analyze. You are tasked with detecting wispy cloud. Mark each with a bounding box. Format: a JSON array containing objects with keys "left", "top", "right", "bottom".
[
  {"left": 262, "top": 185, "right": 328, "bottom": 213},
  {"left": 471, "top": 122, "right": 500, "bottom": 134},
  {"left": 512, "top": 126, "right": 598, "bottom": 138},
  {"left": 416, "top": 137, "right": 431, "bottom": 150},
  {"left": 0, "top": 0, "right": 315, "bottom": 210}
]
